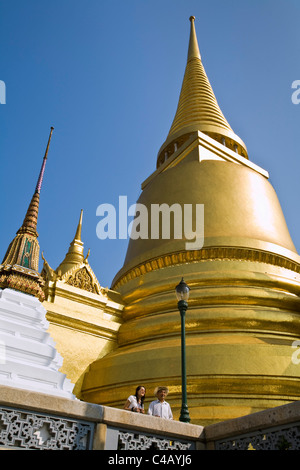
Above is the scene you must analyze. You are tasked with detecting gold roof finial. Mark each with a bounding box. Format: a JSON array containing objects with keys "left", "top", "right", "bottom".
[{"left": 157, "top": 17, "right": 248, "bottom": 165}]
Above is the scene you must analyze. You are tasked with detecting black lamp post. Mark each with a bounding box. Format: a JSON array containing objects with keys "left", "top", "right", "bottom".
[{"left": 175, "top": 278, "right": 191, "bottom": 423}]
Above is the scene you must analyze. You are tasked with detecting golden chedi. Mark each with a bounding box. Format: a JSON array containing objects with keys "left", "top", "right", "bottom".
[{"left": 80, "top": 17, "right": 300, "bottom": 425}]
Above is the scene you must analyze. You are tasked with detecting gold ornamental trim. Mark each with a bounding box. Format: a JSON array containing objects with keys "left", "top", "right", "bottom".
[
  {"left": 112, "top": 246, "right": 300, "bottom": 290},
  {"left": 0, "top": 265, "right": 45, "bottom": 302}
]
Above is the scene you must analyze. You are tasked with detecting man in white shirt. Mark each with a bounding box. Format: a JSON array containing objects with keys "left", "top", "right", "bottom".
[{"left": 148, "top": 386, "right": 173, "bottom": 419}]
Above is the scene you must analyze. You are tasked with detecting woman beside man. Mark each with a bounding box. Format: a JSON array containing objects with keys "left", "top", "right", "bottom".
[{"left": 124, "top": 385, "right": 173, "bottom": 419}]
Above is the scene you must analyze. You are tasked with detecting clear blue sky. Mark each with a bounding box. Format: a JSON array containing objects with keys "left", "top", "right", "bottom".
[{"left": 1, "top": 0, "right": 300, "bottom": 288}]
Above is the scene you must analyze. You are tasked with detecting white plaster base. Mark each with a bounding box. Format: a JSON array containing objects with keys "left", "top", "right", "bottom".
[{"left": 0, "top": 288, "right": 75, "bottom": 399}]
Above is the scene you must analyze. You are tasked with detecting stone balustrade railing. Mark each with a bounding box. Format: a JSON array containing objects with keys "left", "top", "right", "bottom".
[{"left": 1, "top": 385, "right": 300, "bottom": 451}]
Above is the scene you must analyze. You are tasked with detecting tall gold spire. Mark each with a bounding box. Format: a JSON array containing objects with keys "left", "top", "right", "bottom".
[
  {"left": 157, "top": 16, "right": 247, "bottom": 166},
  {"left": 56, "top": 209, "right": 85, "bottom": 277},
  {"left": 0, "top": 127, "right": 54, "bottom": 301}
]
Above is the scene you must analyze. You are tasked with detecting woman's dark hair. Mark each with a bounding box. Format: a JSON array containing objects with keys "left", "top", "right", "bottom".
[{"left": 135, "top": 386, "right": 146, "bottom": 406}]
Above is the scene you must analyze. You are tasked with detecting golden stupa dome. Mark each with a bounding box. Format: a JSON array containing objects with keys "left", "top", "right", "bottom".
[
  {"left": 80, "top": 18, "right": 300, "bottom": 425},
  {"left": 116, "top": 157, "right": 297, "bottom": 284}
]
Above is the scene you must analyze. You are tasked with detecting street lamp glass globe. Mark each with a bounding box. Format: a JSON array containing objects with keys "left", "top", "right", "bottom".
[{"left": 175, "top": 278, "right": 190, "bottom": 301}]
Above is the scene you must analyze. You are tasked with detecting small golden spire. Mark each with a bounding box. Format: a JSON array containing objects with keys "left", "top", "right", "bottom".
[{"left": 56, "top": 210, "right": 85, "bottom": 277}]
